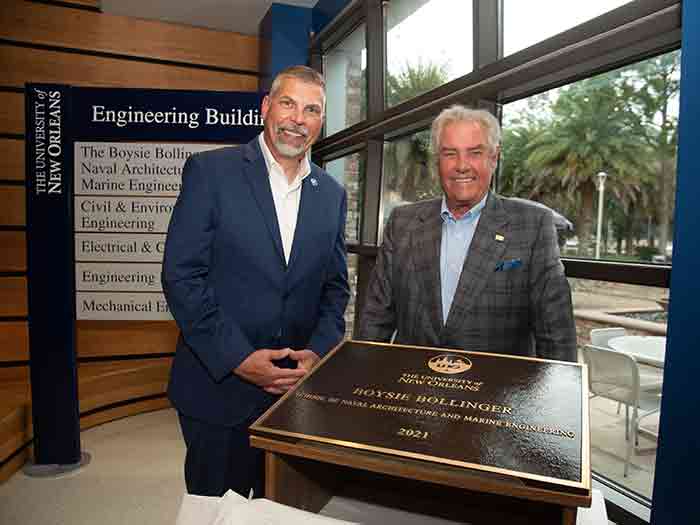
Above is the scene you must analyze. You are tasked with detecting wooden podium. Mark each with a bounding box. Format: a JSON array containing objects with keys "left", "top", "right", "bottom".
[{"left": 251, "top": 341, "right": 591, "bottom": 524}]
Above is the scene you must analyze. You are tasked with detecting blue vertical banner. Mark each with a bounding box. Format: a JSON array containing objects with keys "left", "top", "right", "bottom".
[{"left": 25, "top": 84, "right": 81, "bottom": 465}]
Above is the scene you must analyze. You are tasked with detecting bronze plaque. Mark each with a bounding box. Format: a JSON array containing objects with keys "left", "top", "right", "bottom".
[{"left": 251, "top": 341, "right": 589, "bottom": 491}]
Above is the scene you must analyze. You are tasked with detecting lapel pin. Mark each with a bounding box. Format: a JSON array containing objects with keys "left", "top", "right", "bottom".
[
  {"left": 310, "top": 177, "right": 318, "bottom": 186},
  {"left": 495, "top": 233, "right": 505, "bottom": 242}
]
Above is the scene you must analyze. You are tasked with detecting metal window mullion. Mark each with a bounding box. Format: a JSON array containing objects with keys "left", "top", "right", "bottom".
[
  {"left": 311, "top": 0, "right": 366, "bottom": 55},
  {"left": 360, "top": 0, "right": 386, "bottom": 247},
  {"left": 365, "top": 0, "right": 385, "bottom": 119},
  {"left": 474, "top": 0, "right": 503, "bottom": 69},
  {"left": 361, "top": 139, "right": 383, "bottom": 245}
]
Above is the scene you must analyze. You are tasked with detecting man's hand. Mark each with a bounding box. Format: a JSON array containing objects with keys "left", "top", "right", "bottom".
[
  {"left": 234, "top": 348, "right": 306, "bottom": 395},
  {"left": 289, "top": 349, "right": 320, "bottom": 374}
]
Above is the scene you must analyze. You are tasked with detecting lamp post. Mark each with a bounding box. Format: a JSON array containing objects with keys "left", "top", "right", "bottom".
[{"left": 595, "top": 171, "right": 608, "bottom": 259}]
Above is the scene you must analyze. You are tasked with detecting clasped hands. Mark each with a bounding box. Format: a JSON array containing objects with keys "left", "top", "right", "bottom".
[{"left": 234, "top": 348, "right": 319, "bottom": 394}]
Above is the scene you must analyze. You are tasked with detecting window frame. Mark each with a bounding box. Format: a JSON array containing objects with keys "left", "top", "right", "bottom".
[
  {"left": 311, "top": 0, "right": 677, "bottom": 290},
  {"left": 312, "top": 4, "right": 681, "bottom": 516}
]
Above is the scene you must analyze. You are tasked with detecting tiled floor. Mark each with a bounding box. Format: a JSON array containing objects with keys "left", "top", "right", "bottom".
[
  {"left": 589, "top": 397, "right": 658, "bottom": 500},
  {"left": 0, "top": 409, "right": 186, "bottom": 525},
  {"left": 0, "top": 405, "right": 640, "bottom": 524}
]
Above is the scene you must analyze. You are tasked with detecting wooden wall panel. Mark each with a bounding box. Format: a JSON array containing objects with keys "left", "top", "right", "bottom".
[
  {"left": 0, "top": 449, "right": 30, "bottom": 484},
  {"left": 0, "top": 402, "right": 31, "bottom": 480},
  {"left": 0, "top": 139, "right": 24, "bottom": 182},
  {"left": 0, "top": 186, "right": 25, "bottom": 226},
  {"left": 78, "top": 358, "right": 172, "bottom": 413},
  {"left": 0, "top": 46, "right": 259, "bottom": 91},
  {"left": 0, "top": 0, "right": 260, "bottom": 72},
  {"left": 0, "top": 416, "right": 30, "bottom": 463},
  {"left": 62, "top": 0, "right": 101, "bottom": 8},
  {"left": 0, "top": 231, "right": 26, "bottom": 272},
  {"left": 77, "top": 321, "right": 179, "bottom": 358},
  {"left": 0, "top": 322, "right": 29, "bottom": 362},
  {"left": 0, "top": 366, "right": 29, "bottom": 384},
  {"left": 0, "top": 277, "right": 27, "bottom": 317},
  {"left": 0, "top": 91, "right": 24, "bottom": 135},
  {"left": 80, "top": 397, "right": 171, "bottom": 431},
  {"left": 0, "top": 378, "right": 29, "bottom": 411}
]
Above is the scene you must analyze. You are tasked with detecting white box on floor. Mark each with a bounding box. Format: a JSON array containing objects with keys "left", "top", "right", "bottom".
[{"left": 175, "top": 490, "right": 359, "bottom": 525}]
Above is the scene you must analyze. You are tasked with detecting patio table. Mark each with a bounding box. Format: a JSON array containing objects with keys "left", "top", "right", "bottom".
[{"left": 608, "top": 335, "right": 666, "bottom": 368}]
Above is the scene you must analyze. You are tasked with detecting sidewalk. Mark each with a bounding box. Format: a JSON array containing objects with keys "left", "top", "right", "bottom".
[{"left": 570, "top": 280, "right": 668, "bottom": 340}]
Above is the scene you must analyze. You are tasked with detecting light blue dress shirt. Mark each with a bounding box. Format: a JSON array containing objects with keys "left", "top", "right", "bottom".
[{"left": 440, "top": 194, "right": 487, "bottom": 324}]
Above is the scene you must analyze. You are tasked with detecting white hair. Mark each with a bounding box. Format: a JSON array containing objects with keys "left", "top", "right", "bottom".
[{"left": 431, "top": 105, "right": 501, "bottom": 161}]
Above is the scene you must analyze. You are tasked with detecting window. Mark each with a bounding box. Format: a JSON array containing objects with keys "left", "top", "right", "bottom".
[
  {"left": 323, "top": 23, "right": 367, "bottom": 136},
  {"left": 503, "top": 0, "right": 633, "bottom": 57},
  {"left": 571, "top": 277, "right": 667, "bottom": 501},
  {"left": 326, "top": 151, "right": 365, "bottom": 243},
  {"left": 500, "top": 51, "right": 680, "bottom": 265},
  {"left": 499, "top": 50, "right": 680, "bottom": 502},
  {"left": 326, "top": 152, "right": 365, "bottom": 339},
  {"left": 385, "top": 0, "right": 473, "bottom": 107},
  {"left": 345, "top": 253, "right": 359, "bottom": 339},
  {"left": 314, "top": 2, "right": 681, "bottom": 517},
  {"left": 381, "top": 129, "right": 439, "bottom": 229}
]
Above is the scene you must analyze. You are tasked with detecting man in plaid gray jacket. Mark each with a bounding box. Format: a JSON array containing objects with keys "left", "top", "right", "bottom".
[{"left": 358, "top": 105, "right": 576, "bottom": 362}]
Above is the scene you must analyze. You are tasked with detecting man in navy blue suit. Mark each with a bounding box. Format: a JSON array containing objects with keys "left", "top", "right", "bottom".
[{"left": 162, "top": 66, "right": 349, "bottom": 497}]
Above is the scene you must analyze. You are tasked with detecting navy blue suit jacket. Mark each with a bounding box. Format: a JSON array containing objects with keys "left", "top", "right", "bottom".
[{"left": 162, "top": 138, "right": 349, "bottom": 426}]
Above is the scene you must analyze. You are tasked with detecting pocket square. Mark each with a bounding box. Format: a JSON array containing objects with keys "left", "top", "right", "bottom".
[{"left": 495, "top": 258, "right": 522, "bottom": 272}]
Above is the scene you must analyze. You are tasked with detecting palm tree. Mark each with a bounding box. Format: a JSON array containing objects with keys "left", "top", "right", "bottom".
[
  {"left": 499, "top": 118, "right": 545, "bottom": 198},
  {"left": 382, "top": 62, "right": 448, "bottom": 216},
  {"left": 624, "top": 51, "right": 680, "bottom": 259},
  {"left": 386, "top": 61, "right": 449, "bottom": 107},
  {"left": 383, "top": 130, "right": 437, "bottom": 204},
  {"left": 525, "top": 74, "right": 651, "bottom": 256}
]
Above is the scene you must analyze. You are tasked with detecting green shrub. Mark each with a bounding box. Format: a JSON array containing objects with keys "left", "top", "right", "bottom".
[{"left": 635, "top": 245, "right": 659, "bottom": 261}]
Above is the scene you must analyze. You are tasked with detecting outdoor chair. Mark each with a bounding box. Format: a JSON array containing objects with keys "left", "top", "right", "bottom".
[
  {"left": 590, "top": 328, "right": 627, "bottom": 413},
  {"left": 581, "top": 344, "right": 663, "bottom": 477},
  {"left": 590, "top": 327, "right": 664, "bottom": 414},
  {"left": 590, "top": 327, "right": 626, "bottom": 347}
]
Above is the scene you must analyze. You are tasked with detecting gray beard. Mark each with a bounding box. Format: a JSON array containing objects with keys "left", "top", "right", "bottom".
[{"left": 273, "top": 138, "right": 306, "bottom": 158}]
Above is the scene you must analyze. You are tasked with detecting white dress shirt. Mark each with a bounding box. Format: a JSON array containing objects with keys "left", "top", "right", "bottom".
[{"left": 258, "top": 133, "right": 311, "bottom": 263}]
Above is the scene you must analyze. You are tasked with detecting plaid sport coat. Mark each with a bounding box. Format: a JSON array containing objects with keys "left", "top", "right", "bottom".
[{"left": 357, "top": 192, "right": 577, "bottom": 362}]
